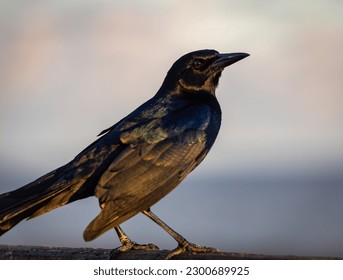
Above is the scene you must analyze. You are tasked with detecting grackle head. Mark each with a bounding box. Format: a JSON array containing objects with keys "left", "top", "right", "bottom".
[{"left": 161, "top": 49, "right": 249, "bottom": 95}]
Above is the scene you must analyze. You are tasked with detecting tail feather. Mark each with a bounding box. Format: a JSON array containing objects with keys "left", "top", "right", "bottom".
[
  {"left": 0, "top": 165, "right": 85, "bottom": 236},
  {"left": 0, "top": 137, "right": 124, "bottom": 238}
]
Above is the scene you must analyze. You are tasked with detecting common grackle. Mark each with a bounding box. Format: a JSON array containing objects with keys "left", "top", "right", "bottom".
[{"left": 0, "top": 49, "right": 249, "bottom": 258}]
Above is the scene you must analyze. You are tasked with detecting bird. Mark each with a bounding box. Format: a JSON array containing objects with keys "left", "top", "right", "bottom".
[{"left": 0, "top": 49, "right": 249, "bottom": 259}]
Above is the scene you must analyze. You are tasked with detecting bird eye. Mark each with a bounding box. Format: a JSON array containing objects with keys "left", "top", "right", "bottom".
[{"left": 192, "top": 59, "right": 204, "bottom": 70}]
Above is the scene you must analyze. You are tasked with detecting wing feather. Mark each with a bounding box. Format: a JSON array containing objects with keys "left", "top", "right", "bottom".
[
  {"left": 84, "top": 131, "right": 207, "bottom": 241},
  {"left": 83, "top": 100, "right": 216, "bottom": 241}
]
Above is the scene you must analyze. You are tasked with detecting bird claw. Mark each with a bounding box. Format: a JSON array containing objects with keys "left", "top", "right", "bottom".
[
  {"left": 166, "top": 242, "right": 218, "bottom": 259},
  {"left": 109, "top": 240, "right": 159, "bottom": 259}
]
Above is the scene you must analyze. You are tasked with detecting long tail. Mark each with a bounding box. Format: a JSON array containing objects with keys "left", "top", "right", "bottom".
[{"left": 0, "top": 164, "right": 93, "bottom": 236}]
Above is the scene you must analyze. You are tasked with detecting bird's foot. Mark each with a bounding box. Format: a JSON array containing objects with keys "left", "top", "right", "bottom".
[
  {"left": 166, "top": 241, "right": 218, "bottom": 259},
  {"left": 109, "top": 238, "right": 159, "bottom": 259},
  {"left": 119, "top": 240, "right": 159, "bottom": 252}
]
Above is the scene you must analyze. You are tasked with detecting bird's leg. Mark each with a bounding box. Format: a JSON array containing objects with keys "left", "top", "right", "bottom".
[
  {"left": 142, "top": 208, "right": 218, "bottom": 259},
  {"left": 109, "top": 225, "right": 159, "bottom": 259}
]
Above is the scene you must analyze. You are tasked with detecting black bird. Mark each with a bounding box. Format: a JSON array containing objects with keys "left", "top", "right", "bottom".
[{"left": 0, "top": 49, "right": 248, "bottom": 258}]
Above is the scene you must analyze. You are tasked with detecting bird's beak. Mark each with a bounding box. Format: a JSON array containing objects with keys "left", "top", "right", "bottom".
[{"left": 212, "top": 52, "right": 249, "bottom": 69}]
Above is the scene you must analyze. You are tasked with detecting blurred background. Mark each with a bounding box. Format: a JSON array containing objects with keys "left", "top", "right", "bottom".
[{"left": 0, "top": 0, "right": 342, "bottom": 258}]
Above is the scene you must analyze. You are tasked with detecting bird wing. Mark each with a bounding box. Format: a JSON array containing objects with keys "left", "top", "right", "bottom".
[{"left": 83, "top": 101, "right": 213, "bottom": 241}]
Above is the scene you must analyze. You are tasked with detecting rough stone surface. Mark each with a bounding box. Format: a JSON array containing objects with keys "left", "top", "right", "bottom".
[{"left": 0, "top": 245, "right": 339, "bottom": 260}]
